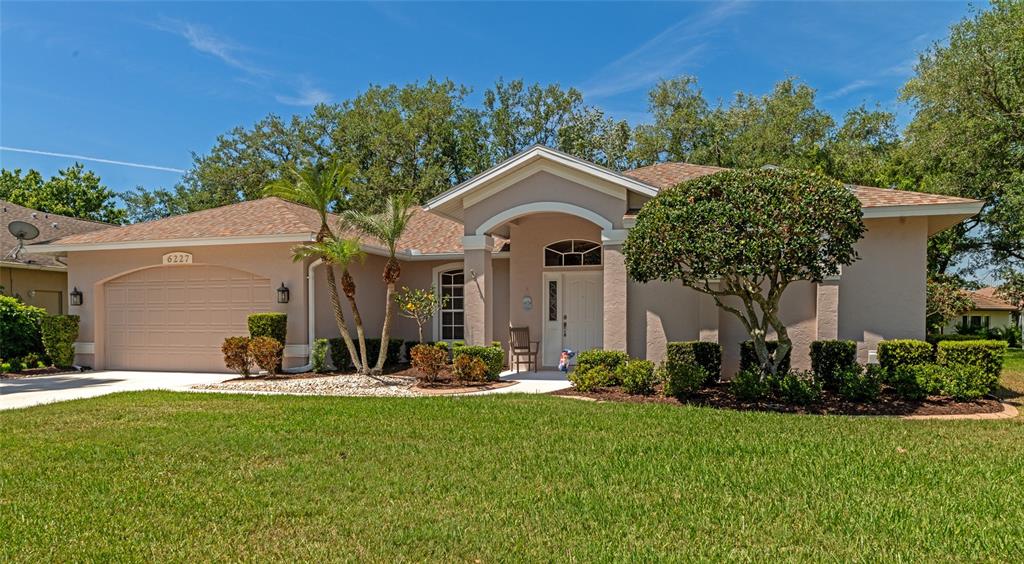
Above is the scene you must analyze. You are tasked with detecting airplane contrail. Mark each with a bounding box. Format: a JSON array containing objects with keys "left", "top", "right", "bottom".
[{"left": 0, "top": 146, "right": 186, "bottom": 173}]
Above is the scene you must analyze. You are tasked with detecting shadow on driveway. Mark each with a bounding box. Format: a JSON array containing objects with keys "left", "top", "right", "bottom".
[{"left": 0, "top": 376, "right": 125, "bottom": 395}]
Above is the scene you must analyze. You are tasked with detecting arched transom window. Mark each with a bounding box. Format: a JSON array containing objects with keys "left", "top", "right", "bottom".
[{"left": 544, "top": 239, "right": 601, "bottom": 267}]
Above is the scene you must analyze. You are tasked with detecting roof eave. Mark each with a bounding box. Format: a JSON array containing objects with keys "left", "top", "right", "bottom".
[{"left": 30, "top": 232, "right": 317, "bottom": 253}]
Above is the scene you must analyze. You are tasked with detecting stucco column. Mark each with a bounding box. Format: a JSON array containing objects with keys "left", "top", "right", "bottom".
[
  {"left": 602, "top": 230, "right": 629, "bottom": 352},
  {"left": 816, "top": 277, "right": 840, "bottom": 341},
  {"left": 699, "top": 281, "right": 720, "bottom": 343},
  {"left": 462, "top": 235, "right": 493, "bottom": 346}
]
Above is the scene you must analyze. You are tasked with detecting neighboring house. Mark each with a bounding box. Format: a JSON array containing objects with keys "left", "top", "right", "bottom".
[
  {"left": 944, "top": 287, "right": 1022, "bottom": 334},
  {"left": 33, "top": 146, "right": 983, "bottom": 373},
  {"left": 1, "top": 200, "right": 109, "bottom": 313}
]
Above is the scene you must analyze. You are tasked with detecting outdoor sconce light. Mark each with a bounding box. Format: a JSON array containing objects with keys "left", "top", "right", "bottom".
[
  {"left": 70, "top": 286, "right": 83, "bottom": 306},
  {"left": 277, "top": 283, "right": 290, "bottom": 304}
]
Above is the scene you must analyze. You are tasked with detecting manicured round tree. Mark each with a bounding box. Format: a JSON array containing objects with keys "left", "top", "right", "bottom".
[{"left": 624, "top": 168, "right": 865, "bottom": 377}]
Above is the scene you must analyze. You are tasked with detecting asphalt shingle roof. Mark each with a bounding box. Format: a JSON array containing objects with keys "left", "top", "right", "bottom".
[{"left": 1, "top": 200, "right": 110, "bottom": 268}]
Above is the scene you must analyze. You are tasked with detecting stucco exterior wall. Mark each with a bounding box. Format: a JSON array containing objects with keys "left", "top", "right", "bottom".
[
  {"left": 839, "top": 217, "right": 928, "bottom": 362},
  {"left": 943, "top": 310, "right": 1015, "bottom": 334},
  {"left": 462, "top": 170, "right": 628, "bottom": 235},
  {"left": 0, "top": 266, "right": 68, "bottom": 313},
  {"left": 65, "top": 243, "right": 306, "bottom": 368},
  {"left": 506, "top": 214, "right": 603, "bottom": 352}
]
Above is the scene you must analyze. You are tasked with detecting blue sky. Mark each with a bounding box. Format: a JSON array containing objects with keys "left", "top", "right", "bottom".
[{"left": 1, "top": 1, "right": 970, "bottom": 195}]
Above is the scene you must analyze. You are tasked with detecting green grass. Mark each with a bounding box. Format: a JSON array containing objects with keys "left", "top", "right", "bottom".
[{"left": 2, "top": 357, "right": 1024, "bottom": 561}]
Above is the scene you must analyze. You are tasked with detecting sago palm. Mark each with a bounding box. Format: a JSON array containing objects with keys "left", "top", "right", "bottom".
[
  {"left": 342, "top": 192, "right": 417, "bottom": 374},
  {"left": 291, "top": 237, "right": 368, "bottom": 373}
]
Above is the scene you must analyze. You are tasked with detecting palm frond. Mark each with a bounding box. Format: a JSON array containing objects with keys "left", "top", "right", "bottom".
[
  {"left": 264, "top": 160, "right": 356, "bottom": 228},
  {"left": 342, "top": 191, "right": 417, "bottom": 256},
  {"left": 291, "top": 237, "right": 366, "bottom": 267}
]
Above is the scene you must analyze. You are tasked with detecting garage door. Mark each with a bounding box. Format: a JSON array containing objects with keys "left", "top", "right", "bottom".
[{"left": 104, "top": 265, "right": 275, "bottom": 372}]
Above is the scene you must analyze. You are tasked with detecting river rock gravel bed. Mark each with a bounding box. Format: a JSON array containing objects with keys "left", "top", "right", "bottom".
[{"left": 193, "top": 373, "right": 422, "bottom": 397}]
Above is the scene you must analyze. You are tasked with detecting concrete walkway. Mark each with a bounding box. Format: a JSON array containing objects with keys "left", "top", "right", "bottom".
[
  {"left": 0, "top": 371, "right": 226, "bottom": 411},
  {"left": 466, "top": 369, "right": 571, "bottom": 395}
]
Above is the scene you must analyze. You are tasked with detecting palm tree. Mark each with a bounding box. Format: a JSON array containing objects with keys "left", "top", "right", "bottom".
[
  {"left": 265, "top": 160, "right": 368, "bottom": 373},
  {"left": 342, "top": 192, "right": 417, "bottom": 374},
  {"left": 290, "top": 238, "right": 367, "bottom": 372}
]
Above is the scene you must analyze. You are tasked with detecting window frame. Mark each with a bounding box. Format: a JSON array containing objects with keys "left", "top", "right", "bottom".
[{"left": 542, "top": 239, "right": 602, "bottom": 268}]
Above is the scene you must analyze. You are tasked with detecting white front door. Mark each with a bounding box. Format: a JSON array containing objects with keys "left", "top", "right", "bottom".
[{"left": 542, "top": 271, "right": 603, "bottom": 366}]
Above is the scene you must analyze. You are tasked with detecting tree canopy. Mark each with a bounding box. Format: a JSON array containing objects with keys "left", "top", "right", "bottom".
[
  {"left": 623, "top": 168, "right": 865, "bottom": 375},
  {"left": 0, "top": 164, "right": 125, "bottom": 224}
]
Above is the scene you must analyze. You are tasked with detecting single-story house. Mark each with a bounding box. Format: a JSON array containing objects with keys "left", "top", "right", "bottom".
[
  {"left": 943, "top": 287, "right": 1021, "bottom": 334},
  {"left": 1, "top": 200, "right": 109, "bottom": 313},
  {"left": 33, "top": 146, "right": 983, "bottom": 374}
]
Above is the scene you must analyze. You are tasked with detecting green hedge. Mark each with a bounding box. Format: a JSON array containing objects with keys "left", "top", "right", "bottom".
[
  {"left": 666, "top": 341, "right": 721, "bottom": 383},
  {"left": 877, "top": 339, "right": 933, "bottom": 373},
  {"left": 907, "top": 363, "right": 994, "bottom": 400},
  {"left": 662, "top": 362, "right": 706, "bottom": 400},
  {"left": 311, "top": 338, "right": 329, "bottom": 373},
  {"left": 329, "top": 337, "right": 404, "bottom": 370},
  {"left": 40, "top": 315, "right": 80, "bottom": 368},
  {"left": 739, "top": 340, "right": 791, "bottom": 374},
  {"left": 810, "top": 340, "right": 858, "bottom": 390},
  {"left": 453, "top": 344, "right": 504, "bottom": 381},
  {"left": 248, "top": 313, "right": 287, "bottom": 345},
  {"left": 619, "top": 359, "right": 657, "bottom": 395},
  {"left": 0, "top": 295, "right": 45, "bottom": 361},
  {"left": 926, "top": 334, "right": 979, "bottom": 344},
  {"left": 936, "top": 340, "right": 1006, "bottom": 384},
  {"left": 575, "top": 349, "right": 630, "bottom": 384}
]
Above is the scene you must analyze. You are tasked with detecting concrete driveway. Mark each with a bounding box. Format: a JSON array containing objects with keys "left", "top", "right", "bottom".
[
  {"left": 0, "top": 371, "right": 227, "bottom": 411},
  {"left": 467, "top": 369, "right": 571, "bottom": 395}
]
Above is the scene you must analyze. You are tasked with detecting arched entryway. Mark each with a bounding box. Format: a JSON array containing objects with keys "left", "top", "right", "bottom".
[{"left": 101, "top": 264, "right": 273, "bottom": 372}]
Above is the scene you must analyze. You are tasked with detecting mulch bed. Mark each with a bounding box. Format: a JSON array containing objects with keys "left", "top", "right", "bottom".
[
  {"left": 1, "top": 367, "right": 87, "bottom": 379},
  {"left": 552, "top": 382, "right": 1004, "bottom": 417}
]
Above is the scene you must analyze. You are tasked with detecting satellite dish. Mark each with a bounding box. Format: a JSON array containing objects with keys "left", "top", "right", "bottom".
[
  {"left": 6, "top": 221, "right": 41, "bottom": 261},
  {"left": 8, "top": 221, "right": 40, "bottom": 241}
]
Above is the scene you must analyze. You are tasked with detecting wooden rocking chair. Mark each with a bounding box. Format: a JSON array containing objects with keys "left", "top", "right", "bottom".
[{"left": 509, "top": 326, "right": 539, "bottom": 372}]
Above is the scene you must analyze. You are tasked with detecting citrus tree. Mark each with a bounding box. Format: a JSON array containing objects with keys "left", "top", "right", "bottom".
[
  {"left": 395, "top": 286, "right": 446, "bottom": 344},
  {"left": 624, "top": 168, "right": 865, "bottom": 377}
]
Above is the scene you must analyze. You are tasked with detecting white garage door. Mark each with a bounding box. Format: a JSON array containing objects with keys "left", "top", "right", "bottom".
[{"left": 104, "top": 265, "right": 274, "bottom": 372}]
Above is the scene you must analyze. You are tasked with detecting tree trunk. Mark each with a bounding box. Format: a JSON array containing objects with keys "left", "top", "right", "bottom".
[
  {"left": 374, "top": 257, "right": 401, "bottom": 373},
  {"left": 326, "top": 265, "right": 360, "bottom": 372},
  {"left": 341, "top": 268, "right": 369, "bottom": 375}
]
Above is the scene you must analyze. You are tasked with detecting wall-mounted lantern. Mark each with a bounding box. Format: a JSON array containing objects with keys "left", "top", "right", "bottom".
[
  {"left": 70, "top": 286, "right": 83, "bottom": 306},
  {"left": 277, "top": 283, "right": 290, "bottom": 304}
]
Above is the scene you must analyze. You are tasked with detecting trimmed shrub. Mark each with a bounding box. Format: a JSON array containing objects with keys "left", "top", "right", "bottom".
[
  {"left": 877, "top": 339, "right": 932, "bottom": 373},
  {"left": 452, "top": 354, "right": 488, "bottom": 383},
  {"left": 575, "top": 350, "right": 630, "bottom": 384},
  {"left": 453, "top": 344, "right": 503, "bottom": 381},
  {"left": 890, "top": 365, "right": 927, "bottom": 400},
  {"left": 810, "top": 340, "right": 857, "bottom": 390},
  {"left": 936, "top": 340, "right": 1006, "bottom": 385},
  {"left": 0, "top": 295, "right": 45, "bottom": 361},
  {"left": 40, "top": 315, "right": 79, "bottom": 368},
  {"left": 909, "top": 363, "right": 992, "bottom": 400},
  {"left": 569, "top": 365, "right": 614, "bottom": 392},
  {"left": 619, "top": 359, "right": 657, "bottom": 395},
  {"left": 0, "top": 361, "right": 11, "bottom": 374},
  {"left": 927, "top": 333, "right": 979, "bottom": 344},
  {"left": 247, "top": 313, "right": 287, "bottom": 345},
  {"left": 836, "top": 365, "right": 882, "bottom": 403},
  {"left": 662, "top": 362, "right": 706, "bottom": 400},
  {"left": 731, "top": 369, "right": 772, "bottom": 401},
  {"left": 249, "top": 336, "right": 283, "bottom": 378},
  {"left": 666, "top": 341, "right": 721, "bottom": 383},
  {"left": 404, "top": 340, "right": 435, "bottom": 362},
  {"left": 365, "top": 338, "right": 405, "bottom": 368},
  {"left": 776, "top": 371, "right": 822, "bottom": 405},
  {"left": 739, "top": 340, "right": 791, "bottom": 375},
  {"left": 222, "top": 336, "right": 253, "bottom": 377},
  {"left": 311, "top": 338, "right": 329, "bottom": 373},
  {"left": 410, "top": 344, "right": 447, "bottom": 382},
  {"left": 328, "top": 338, "right": 352, "bottom": 371}
]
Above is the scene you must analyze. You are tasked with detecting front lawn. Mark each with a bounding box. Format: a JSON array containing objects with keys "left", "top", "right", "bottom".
[{"left": 2, "top": 391, "right": 1023, "bottom": 561}]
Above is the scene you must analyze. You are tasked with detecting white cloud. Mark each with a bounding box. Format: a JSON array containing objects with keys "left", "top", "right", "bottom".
[
  {"left": 276, "top": 86, "right": 332, "bottom": 107},
  {"left": 822, "top": 79, "right": 875, "bottom": 101},
  {"left": 581, "top": 1, "right": 748, "bottom": 99}
]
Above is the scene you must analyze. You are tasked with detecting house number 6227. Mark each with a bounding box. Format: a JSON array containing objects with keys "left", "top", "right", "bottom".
[{"left": 162, "top": 252, "right": 193, "bottom": 265}]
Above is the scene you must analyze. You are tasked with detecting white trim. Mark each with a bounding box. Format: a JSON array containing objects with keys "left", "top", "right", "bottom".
[
  {"left": 461, "top": 235, "right": 494, "bottom": 251},
  {"left": 601, "top": 229, "right": 629, "bottom": 246},
  {"left": 284, "top": 258, "right": 322, "bottom": 373},
  {"left": 74, "top": 342, "right": 95, "bottom": 355},
  {"left": 424, "top": 145, "right": 658, "bottom": 215},
  {"left": 283, "top": 344, "right": 310, "bottom": 358},
  {"left": 431, "top": 262, "right": 466, "bottom": 342},
  {"left": 0, "top": 261, "right": 67, "bottom": 272},
  {"left": 622, "top": 216, "right": 637, "bottom": 229},
  {"left": 861, "top": 201, "right": 983, "bottom": 219},
  {"left": 475, "top": 202, "right": 614, "bottom": 236},
  {"left": 32, "top": 232, "right": 315, "bottom": 253}
]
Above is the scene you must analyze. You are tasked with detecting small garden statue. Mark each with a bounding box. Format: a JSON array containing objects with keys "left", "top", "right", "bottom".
[{"left": 559, "top": 349, "right": 576, "bottom": 372}]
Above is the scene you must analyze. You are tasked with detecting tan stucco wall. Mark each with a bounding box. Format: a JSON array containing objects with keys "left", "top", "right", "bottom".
[
  {"left": 506, "top": 214, "right": 603, "bottom": 352},
  {"left": 462, "top": 170, "right": 628, "bottom": 235},
  {"left": 943, "top": 310, "right": 1014, "bottom": 333},
  {"left": 839, "top": 217, "right": 928, "bottom": 362},
  {"left": 65, "top": 243, "right": 306, "bottom": 368},
  {"left": 1, "top": 266, "right": 68, "bottom": 313}
]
